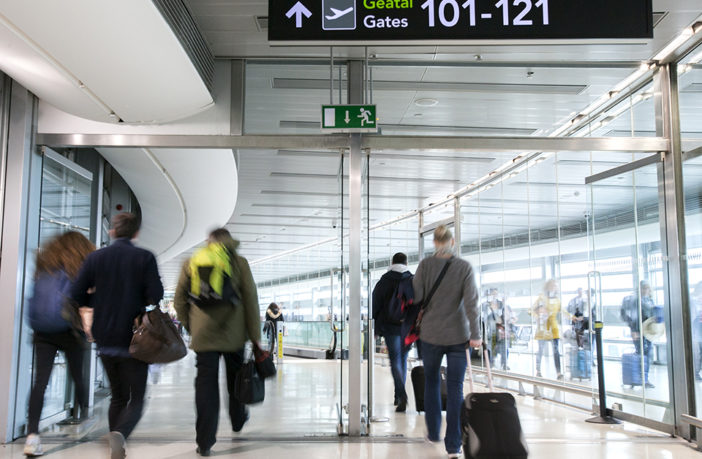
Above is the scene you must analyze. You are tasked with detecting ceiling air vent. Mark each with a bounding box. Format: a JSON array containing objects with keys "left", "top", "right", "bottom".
[
  {"left": 273, "top": 78, "right": 586, "bottom": 95},
  {"left": 152, "top": 0, "right": 215, "bottom": 93},
  {"left": 256, "top": 16, "right": 269, "bottom": 31}
]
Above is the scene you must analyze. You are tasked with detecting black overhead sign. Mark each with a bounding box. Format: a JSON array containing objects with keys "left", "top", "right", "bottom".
[{"left": 268, "top": 0, "right": 653, "bottom": 44}]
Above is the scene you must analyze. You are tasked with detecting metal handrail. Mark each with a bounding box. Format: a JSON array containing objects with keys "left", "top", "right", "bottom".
[
  {"left": 469, "top": 365, "right": 592, "bottom": 397},
  {"left": 681, "top": 414, "right": 702, "bottom": 449},
  {"left": 682, "top": 413, "right": 702, "bottom": 428},
  {"left": 467, "top": 365, "right": 671, "bottom": 408}
]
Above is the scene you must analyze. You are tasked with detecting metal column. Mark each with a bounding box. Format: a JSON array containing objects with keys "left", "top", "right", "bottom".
[
  {"left": 347, "top": 60, "right": 364, "bottom": 436},
  {"left": 0, "top": 82, "right": 40, "bottom": 441},
  {"left": 454, "top": 198, "right": 461, "bottom": 255},
  {"left": 654, "top": 63, "right": 693, "bottom": 438}
]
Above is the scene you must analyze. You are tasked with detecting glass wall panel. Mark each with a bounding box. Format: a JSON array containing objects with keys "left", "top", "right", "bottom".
[
  {"left": 685, "top": 152, "right": 702, "bottom": 417},
  {"left": 14, "top": 153, "right": 93, "bottom": 435},
  {"left": 680, "top": 42, "right": 702, "bottom": 417},
  {"left": 526, "top": 155, "right": 564, "bottom": 382},
  {"left": 589, "top": 161, "right": 671, "bottom": 424},
  {"left": 573, "top": 82, "right": 656, "bottom": 138}
]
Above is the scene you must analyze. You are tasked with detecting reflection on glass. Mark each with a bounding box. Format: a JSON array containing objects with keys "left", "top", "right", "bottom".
[
  {"left": 589, "top": 162, "right": 671, "bottom": 423},
  {"left": 35, "top": 154, "right": 93, "bottom": 425},
  {"left": 531, "top": 279, "right": 563, "bottom": 379},
  {"left": 680, "top": 42, "right": 702, "bottom": 418}
]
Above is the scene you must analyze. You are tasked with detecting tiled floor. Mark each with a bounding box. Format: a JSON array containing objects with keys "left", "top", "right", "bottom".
[{"left": 2, "top": 353, "right": 700, "bottom": 458}]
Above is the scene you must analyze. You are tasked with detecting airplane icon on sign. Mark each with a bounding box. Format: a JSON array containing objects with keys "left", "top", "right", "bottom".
[{"left": 325, "top": 7, "right": 353, "bottom": 20}]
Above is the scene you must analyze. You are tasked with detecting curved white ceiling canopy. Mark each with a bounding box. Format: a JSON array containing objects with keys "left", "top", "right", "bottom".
[
  {"left": 98, "top": 147, "right": 238, "bottom": 263},
  {"left": 0, "top": 0, "right": 214, "bottom": 123}
]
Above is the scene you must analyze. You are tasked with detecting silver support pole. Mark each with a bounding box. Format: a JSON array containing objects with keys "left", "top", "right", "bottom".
[
  {"left": 367, "top": 318, "right": 374, "bottom": 423},
  {"left": 418, "top": 211, "right": 424, "bottom": 260},
  {"left": 654, "top": 64, "right": 693, "bottom": 439},
  {"left": 86, "top": 156, "right": 105, "bottom": 413},
  {"left": 348, "top": 132, "right": 362, "bottom": 435},
  {"left": 347, "top": 60, "right": 364, "bottom": 436},
  {"left": 454, "top": 197, "right": 461, "bottom": 255}
]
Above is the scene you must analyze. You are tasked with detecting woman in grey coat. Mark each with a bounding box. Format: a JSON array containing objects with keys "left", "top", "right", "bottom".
[{"left": 413, "top": 225, "right": 481, "bottom": 459}]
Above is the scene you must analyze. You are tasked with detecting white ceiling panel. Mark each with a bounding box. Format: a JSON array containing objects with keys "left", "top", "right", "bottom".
[{"left": 0, "top": 0, "right": 213, "bottom": 123}]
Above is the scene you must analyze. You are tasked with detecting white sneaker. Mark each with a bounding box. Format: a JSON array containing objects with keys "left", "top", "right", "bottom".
[
  {"left": 447, "top": 451, "right": 462, "bottom": 458},
  {"left": 107, "top": 431, "right": 126, "bottom": 459},
  {"left": 23, "top": 433, "right": 43, "bottom": 457}
]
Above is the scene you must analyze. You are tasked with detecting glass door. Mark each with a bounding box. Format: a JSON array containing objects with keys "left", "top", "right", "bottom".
[
  {"left": 587, "top": 155, "right": 673, "bottom": 427},
  {"left": 13, "top": 148, "right": 93, "bottom": 436}
]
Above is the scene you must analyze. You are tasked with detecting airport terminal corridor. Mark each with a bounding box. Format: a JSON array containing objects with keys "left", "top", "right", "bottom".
[
  {"left": 1, "top": 2, "right": 702, "bottom": 458},
  {"left": 1, "top": 353, "right": 698, "bottom": 459}
]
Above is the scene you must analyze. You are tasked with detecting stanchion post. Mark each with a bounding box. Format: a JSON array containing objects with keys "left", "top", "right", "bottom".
[
  {"left": 277, "top": 321, "right": 284, "bottom": 364},
  {"left": 586, "top": 321, "right": 620, "bottom": 424}
]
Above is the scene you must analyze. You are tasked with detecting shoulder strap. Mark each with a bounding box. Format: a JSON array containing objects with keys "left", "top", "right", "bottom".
[{"left": 420, "top": 259, "right": 452, "bottom": 313}]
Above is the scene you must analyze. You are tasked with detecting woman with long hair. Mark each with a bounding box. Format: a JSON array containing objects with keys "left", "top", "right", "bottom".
[
  {"left": 413, "top": 225, "right": 480, "bottom": 459},
  {"left": 24, "top": 231, "right": 95, "bottom": 457},
  {"left": 531, "top": 278, "right": 563, "bottom": 379}
]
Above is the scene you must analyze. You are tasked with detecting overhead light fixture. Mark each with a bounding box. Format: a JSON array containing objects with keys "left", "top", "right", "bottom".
[
  {"left": 652, "top": 24, "right": 698, "bottom": 62},
  {"left": 571, "top": 114, "right": 587, "bottom": 124}
]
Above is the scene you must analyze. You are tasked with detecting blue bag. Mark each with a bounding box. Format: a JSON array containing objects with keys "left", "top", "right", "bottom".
[{"left": 27, "top": 270, "right": 72, "bottom": 333}]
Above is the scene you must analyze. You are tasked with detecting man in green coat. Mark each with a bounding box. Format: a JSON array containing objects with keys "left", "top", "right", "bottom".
[{"left": 174, "top": 228, "right": 261, "bottom": 457}]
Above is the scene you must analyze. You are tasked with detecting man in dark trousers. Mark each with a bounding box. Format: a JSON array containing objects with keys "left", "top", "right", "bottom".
[
  {"left": 71, "top": 213, "right": 164, "bottom": 459},
  {"left": 372, "top": 252, "right": 413, "bottom": 412},
  {"left": 174, "top": 228, "right": 261, "bottom": 457}
]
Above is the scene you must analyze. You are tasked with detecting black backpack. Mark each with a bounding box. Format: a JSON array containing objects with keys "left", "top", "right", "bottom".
[{"left": 386, "top": 276, "right": 414, "bottom": 324}]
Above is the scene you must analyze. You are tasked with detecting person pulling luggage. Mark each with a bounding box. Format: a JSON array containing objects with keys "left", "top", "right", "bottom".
[{"left": 412, "top": 226, "right": 480, "bottom": 459}]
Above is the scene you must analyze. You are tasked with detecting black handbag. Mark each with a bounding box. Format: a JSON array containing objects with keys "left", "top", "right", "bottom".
[
  {"left": 234, "top": 360, "right": 265, "bottom": 404},
  {"left": 129, "top": 307, "right": 187, "bottom": 364},
  {"left": 253, "top": 342, "right": 276, "bottom": 379}
]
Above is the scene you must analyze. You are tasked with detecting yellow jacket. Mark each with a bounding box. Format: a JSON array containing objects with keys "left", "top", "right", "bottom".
[{"left": 531, "top": 294, "right": 561, "bottom": 340}]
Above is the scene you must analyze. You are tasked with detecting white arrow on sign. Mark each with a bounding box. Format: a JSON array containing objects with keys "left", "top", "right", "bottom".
[
  {"left": 344, "top": 110, "right": 350, "bottom": 124},
  {"left": 286, "top": 2, "right": 312, "bottom": 29}
]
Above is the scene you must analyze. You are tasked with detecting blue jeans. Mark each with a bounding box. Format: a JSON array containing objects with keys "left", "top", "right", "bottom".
[
  {"left": 633, "top": 336, "right": 653, "bottom": 382},
  {"left": 536, "top": 339, "right": 562, "bottom": 375},
  {"left": 384, "top": 334, "right": 408, "bottom": 402},
  {"left": 422, "top": 341, "right": 468, "bottom": 455}
]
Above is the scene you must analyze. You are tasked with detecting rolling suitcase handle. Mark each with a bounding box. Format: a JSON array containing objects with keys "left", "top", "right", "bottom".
[{"left": 466, "top": 341, "right": 494, "bottom": 393}]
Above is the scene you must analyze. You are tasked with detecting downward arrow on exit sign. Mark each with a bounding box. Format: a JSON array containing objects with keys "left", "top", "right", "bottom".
[{"left": 322, "top": 105, "right": 378, "bottom": 133}]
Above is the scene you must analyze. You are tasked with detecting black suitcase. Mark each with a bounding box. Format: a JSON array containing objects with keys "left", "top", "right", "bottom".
[
  {"left": 462, "top": 345, "right": 528, "bottom": 458},
  {"left": 411, "top": 365, "right": 447, "bottom": 412}
]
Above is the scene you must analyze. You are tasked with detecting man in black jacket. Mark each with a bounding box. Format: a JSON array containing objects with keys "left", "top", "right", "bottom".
[
  {"left": 71, "top": 213, "right": 164, "bottom": 459},
  {"left": 372, "top": 252, "right": 413, "bottom": 412}
]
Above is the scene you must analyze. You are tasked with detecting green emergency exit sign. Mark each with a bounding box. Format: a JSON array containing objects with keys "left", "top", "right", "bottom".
[{"left": 322, "top": 105, "right": 378, "bottom": 133}]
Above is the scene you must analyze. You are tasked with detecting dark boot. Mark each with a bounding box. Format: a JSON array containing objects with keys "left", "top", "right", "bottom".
[{"left": 395, "top": 397, "right": 407, "bottom": 413}]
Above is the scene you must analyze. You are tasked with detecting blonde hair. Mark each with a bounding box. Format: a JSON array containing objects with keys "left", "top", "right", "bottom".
[{"left": 434, "top": 225, "right": 453, "bottom": 243}]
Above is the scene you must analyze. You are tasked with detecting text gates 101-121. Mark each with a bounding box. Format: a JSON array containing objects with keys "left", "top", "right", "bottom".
[{"left": 269, "top": 0, "right": 653, "bottom": 44}]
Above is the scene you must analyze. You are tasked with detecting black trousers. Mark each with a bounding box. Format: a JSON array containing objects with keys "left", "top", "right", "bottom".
[
  {"left": 100, "top": 355, "right": 149, "bottom": 439},
  {"left": 195, "top": 350, "right": 246, "bottom": 451},
  {"left": 27, "top": 332, "right": 87, "bottom": 434}
]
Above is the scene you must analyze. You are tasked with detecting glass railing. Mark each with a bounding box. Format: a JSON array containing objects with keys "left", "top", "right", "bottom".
[{"left": 260, "top": 321, "right": 349, "bottom": 350}]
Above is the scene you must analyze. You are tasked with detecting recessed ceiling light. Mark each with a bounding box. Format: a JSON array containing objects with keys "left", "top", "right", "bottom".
[
  {"left": 414, "top": 113, "right": 423, "bottom": 117},
  {"left": 414, "top": 98, "right": 438, "bottom": 107}
]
